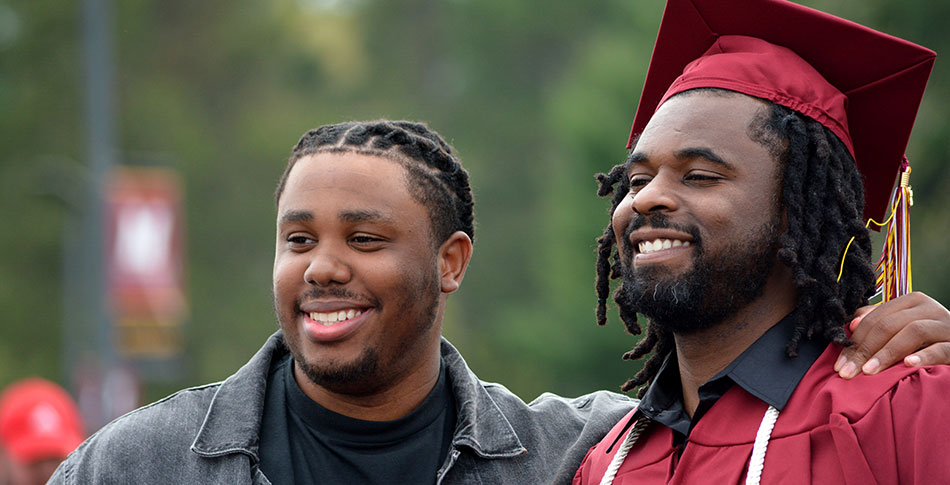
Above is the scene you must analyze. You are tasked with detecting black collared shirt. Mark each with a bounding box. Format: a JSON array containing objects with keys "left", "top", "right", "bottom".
[{"left": 637, "top": 312, "right": 827, "bottom": 446}]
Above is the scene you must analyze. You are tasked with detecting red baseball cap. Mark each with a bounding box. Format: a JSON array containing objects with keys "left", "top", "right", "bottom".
[
  {"left": 0, "top": 378, "right": 85, "bottom": 463},
  {"left": 628, "top": 0, "right": 936, "bottom": 222}
]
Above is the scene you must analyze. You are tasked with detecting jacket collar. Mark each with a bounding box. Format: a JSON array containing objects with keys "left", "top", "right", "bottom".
[
  {"left": 188, "top": 333, "right": 527, "bottom": 461},
  {"left": 440, "top": 338, "right": 527, "bottom": 458},
  {"left": 191, "top": 331, "right": 287, "bottom": 461}
]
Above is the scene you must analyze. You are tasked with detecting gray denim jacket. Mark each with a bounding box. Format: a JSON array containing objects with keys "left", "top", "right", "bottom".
[{"left": 50, "top": 332, "right": 636, "bottom": 484}]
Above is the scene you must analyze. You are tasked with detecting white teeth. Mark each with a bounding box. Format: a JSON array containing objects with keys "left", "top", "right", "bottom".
[
  {"left": 309, "top": 309, "right": 364, "bottom": 325},
  {"left": 637, "top": 238, "right": 691, "bottom": 254}
]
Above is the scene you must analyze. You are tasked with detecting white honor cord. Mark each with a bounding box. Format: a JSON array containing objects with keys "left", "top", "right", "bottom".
[
  {"left": 599, "top": 406, "right": 779, "bottom": 485},
  {"left": 598, "top": 418, "right": 648, "bottom": 485},
  {"left": 745, "top": 405, "right": 780, "bottom": 485}
]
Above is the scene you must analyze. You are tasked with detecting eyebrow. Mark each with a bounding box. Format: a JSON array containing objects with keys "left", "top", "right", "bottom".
[
  {"left": 278, "top": 208, "right": 396, "bottom": 226},
  {"left": 628, "top": 152, "right": 648, "bottom": 166},
  {"left": 339, "top": 209, "right": 395, "bottom": 224},
  {"left": 278, "top": 210, "right": 314, "bottom": 225},
  {"left": 628, "top": 147, "right": 735, "bottom": 171},
  {"left": 675, "top": 147, "right": 735, "bottom": 171}
]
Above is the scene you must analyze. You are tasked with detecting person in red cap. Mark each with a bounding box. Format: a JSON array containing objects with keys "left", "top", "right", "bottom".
[
  {"left": 576, "top": 0, "right": 949, "bottom": 483},
  {"left": 0, "top": 378, "right": 84, "bottom": 485}
]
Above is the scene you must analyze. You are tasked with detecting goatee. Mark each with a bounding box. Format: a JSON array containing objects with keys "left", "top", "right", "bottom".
[{"left": 294, "top": 347, "right": 383, "bottom": 397}]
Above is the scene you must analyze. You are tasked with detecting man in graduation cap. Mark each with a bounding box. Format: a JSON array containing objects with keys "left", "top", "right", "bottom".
[{"left": 576, "top": 0, "right": 949, "bottom": 483}]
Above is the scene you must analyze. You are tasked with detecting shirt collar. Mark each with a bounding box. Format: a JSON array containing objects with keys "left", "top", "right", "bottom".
[
  {"left": 638, "top": 311, "right": 827, "bottom": 435},
  {"left": 283, "top": 354, "right": 453, "bottom": 444},
  {"left": 722, "top": 310, "right": 826, "bottom": 410}
]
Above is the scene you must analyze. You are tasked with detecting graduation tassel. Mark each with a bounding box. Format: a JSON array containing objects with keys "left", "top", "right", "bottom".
[
  {"left": 836, "top": 158, "right": 913, "bottom": 303},
  {"left": 871, "top": 158, "right": 913, "bottom": 302}
]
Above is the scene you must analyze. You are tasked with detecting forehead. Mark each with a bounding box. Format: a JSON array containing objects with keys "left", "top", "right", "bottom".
[
  {"left": 277, "top": 151, "right": 417, "bottom": 217},
  {"left": 634, "top": 92, "right": 779, "bottom": 175}
]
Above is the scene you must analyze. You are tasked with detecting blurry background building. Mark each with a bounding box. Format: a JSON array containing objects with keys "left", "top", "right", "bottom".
[{"left": 0, "top": 0, "right": 947, "bottom": 432}]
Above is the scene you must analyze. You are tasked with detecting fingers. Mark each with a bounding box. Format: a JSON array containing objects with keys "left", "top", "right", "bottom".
[
  {"left": 837, "top": 292, "right": 947, "bottom": 379},
  {"left": 905, "top": 342, "right": 950, "bottom": 368},
  {"left": 848, "top": 304, "right": 876, "bottom": 332},
  {"left": 863, "top": 319, "right": 943, "bottom": 374},
  {"left": 837, "top": 302, "right": 917, "bottom": 378}
]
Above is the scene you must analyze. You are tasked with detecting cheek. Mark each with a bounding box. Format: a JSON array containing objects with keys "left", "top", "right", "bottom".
[
  {"left": 389, "top": 255, "right": 435, "bottom": 290},
  {"left": 272, "top": 257, "right": 303, "bottom": 295},
  {"left": 695, "top": 196, "right": 736, "bottom": 229},
  {"left": 381, "top": 253, "right": 440, "bottom": 304},
  {"left": 707, "top": 212, "right": 732, "bottom": 229},
  {"left": 612, "top": 198, "right": 634, "bottom": 243}
]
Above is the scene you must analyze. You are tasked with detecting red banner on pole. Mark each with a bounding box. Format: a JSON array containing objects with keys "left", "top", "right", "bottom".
[{"left": 106, "top": 167, "right": 186, "bottom": 358}]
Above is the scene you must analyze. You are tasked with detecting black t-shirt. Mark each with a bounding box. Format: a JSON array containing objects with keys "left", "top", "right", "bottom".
[{"left": 258, "top": 355, "right": 457, "bottom": 484}]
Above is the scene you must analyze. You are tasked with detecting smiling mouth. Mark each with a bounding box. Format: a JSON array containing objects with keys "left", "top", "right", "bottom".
[
  {"left": 308, "top": 309, "right": 364, "bottom": 326},
  {"left": 637, "top": 238, "right": 691, "bottom": 254}
]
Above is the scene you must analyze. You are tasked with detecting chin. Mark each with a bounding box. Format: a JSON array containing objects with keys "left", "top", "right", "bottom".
[{"left": 293, "top": 345, "right": 384, "bottom": 396}]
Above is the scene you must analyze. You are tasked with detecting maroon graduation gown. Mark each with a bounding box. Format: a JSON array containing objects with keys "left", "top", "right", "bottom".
[{"left": 573, "top": 343, "right": 950, "bottom": 484}]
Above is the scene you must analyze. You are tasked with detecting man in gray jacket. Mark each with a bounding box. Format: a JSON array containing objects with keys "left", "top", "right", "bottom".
[
  {"left": 51, "top": 120, "right": 637, "bottom": 484},
  {"left": 50, "top": 120, "right": 950, "bottom": 484}
]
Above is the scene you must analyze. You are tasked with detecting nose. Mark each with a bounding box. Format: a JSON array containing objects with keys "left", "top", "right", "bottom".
[
  {"left": 630, "top": 173, "right": 679, "bottom": 215},
  {"left": 303, "top": 250, "right": 352, "bottom": 286}
]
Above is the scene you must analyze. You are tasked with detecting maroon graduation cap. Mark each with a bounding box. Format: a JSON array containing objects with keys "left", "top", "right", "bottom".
[{"left": 627, "top": 0, "right": 936, "bottom": 222}]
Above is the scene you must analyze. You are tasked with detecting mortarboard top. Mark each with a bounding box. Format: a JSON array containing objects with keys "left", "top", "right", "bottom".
[{"left": 628, "top": 0, "right": 936, "bottom": 222}]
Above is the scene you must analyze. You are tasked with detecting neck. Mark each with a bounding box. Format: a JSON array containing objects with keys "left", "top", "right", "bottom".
[{"left": 674, "top": 268, "right": 796, "bottom": 417}]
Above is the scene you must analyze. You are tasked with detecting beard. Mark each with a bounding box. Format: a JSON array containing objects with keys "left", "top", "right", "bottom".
[
  {"left": 294, "top": 344, "right": 382, "bottom": 396},
  {"left": 273, "top": 269, "right": 441, "bottom": 397},
  {"left": 616, "top": 212, "right": 781, "bottom": 335}
]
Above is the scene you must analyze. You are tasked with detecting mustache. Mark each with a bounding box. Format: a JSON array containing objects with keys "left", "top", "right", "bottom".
[
  {"left": 623, "top": 212, "right": 703, "bottom": 246},
  {"left": 296, "top": 287, "right": 373, "bottom": 306},
  {"left": 270, "top": 287, "right": 375, "bottom": 312}
]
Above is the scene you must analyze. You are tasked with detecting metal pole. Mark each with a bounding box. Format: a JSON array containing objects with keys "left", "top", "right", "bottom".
[{"left": 74, "top": 0, "right": 117, "bottom": 430}]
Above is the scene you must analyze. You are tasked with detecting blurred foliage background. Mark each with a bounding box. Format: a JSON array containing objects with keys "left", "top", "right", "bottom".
[{"left": 1, "top": 0, "right": 948, "bottom": 425}]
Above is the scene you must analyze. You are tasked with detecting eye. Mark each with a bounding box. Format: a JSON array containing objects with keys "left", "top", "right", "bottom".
[
  {"left": 684, "top": 171, "right": 723, "bottom": 185},
  {"left": 286, "top": 234, "right": 316, "bottom": 250},
  {"left": 628, "top": 174, "right": 653, "bottom": 192},
  {"left": 350, "top": 234, "right": 387, "bottom": 251}
]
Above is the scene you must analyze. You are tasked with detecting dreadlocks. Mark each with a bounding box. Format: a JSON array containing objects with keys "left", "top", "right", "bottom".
[
  {"left": 275, "top": 120, "right": 475, "bottom": 246},
  {"left": 595, "top": 92, "right": 876, "bottom": 397}
]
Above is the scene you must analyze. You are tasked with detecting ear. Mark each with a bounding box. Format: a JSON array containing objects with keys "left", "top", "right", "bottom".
[{"left": 438, "top": 231, "right": 473, "bottom": 294}]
